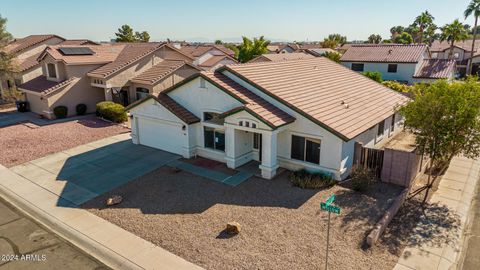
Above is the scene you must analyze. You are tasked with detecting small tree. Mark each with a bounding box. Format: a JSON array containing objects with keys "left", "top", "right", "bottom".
[
  {"left": 394, "top": 32, "right": 414, "bottom": 44},
  {"left": 135, "top": 31, "right": 150, "bottom": 42},
  {"left": 0, "top": 15, "right": 20, "bottom": 102},
  {"left": 400, "top": 78, "right": 480, "bottom": 203},
  {"left": 115, "top": 25, "right": 150, "bottom": 42},
  {"left": 323, "top": 51, "right": 341, "bottom": 63},
  {"left": 321, "top": 33, "right": 347, "bottom": 49},
  {"left": 367, "top": 34, "right": 382, "bottom": 44},
  {"left": 362, "top": 71, "right": 382, "bottom": 82},
  {"left": 237, "top": 36, "right": 270, "bottom": 63},
  {"left": 214, "top": 39, "right": 223, "bottom": 45}
]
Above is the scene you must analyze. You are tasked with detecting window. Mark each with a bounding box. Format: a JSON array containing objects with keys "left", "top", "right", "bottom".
[
  {"left": 203, "top": 112, "right": 224, "bottom": 125},
  {"left": 387, "top": 64, "right": 398, "bottom": 73},
  {"left": 47, "top": 63, "right": 57, "bottom": 78},
  {"left": 204, "top": 127, "right": 225, "bottom": 151},
  {"left": 239, "top": 121, "right": 243, "bottom": 126},
  {"left": 351, "top": 63, "right": 364, "bottom": 72},
  {"left": 252, "top": 123, "right": 256, "bottom": 128},
  {"left": 245, "top": 121, "right": 250, "bottom": 127},
  {"left": 253, "top": 133, "right": 261, "bottom": 149},
  {"left": 454, "top": 52, "right": 460, "bottom": 59},
  {"left": 431, "top": 52, "right": 438, "bottom": 58},
  {"left": 200, "top": 77, "right": 206, "bottom": 88},
  {"left": 390, "top": 114, "right": 395, "bottom": 132},
  {"left": 291, "top": 135, "right": 321, "bottom": 164},
  {"left": 135, "top": 88, "right": 149, "bottom": 100},
  {"left": 377, "top": 120, "right": 385, "bottom": 137}
]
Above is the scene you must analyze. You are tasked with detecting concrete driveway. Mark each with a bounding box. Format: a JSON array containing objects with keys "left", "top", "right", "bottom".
[{"left": 10, "top": 134, "right": 180, "bottom": 207}]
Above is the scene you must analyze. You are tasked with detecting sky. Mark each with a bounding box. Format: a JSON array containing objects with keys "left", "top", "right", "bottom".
[{"left": 0, "top": 0, "right": 474, "bottom": 42}]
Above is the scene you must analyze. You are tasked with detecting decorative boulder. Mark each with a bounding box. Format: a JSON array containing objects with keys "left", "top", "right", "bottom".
[
  {"left": 106, "top": 195, "right": 123, "bottom": 206},
  {"left": 226, "top": 222, "right": 241, "bottom": 234}
]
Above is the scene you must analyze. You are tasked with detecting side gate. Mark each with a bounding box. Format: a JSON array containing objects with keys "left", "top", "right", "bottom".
[{"left": 354, "top": 143, "right": 385, "bottom": 179}]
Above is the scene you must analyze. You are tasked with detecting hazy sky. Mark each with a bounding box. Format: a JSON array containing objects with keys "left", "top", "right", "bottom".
[{"left": 1, "top": 0, "right": 474, "bottom": 42}]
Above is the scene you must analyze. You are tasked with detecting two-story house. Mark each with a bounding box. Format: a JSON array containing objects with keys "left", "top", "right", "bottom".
[
  {"left": 178, "top": 44, "right": 237, "bottom": 70},
  {"left": 340, "top": 44, "right": 456, "bottom": 84},
  {"left": 429, "top": 39, "right": 480, "bottom": 76},
  {"left": 18, "top": 43, "right": 198, "bottom": 118}
]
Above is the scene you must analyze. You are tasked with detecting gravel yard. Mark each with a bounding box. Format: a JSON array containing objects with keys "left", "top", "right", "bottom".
[
  {"left": 0, "top": 115, "right": 129, "bottom": 167},
  {"left": 83, "top": 167, "right": 404, "bottom": 270}
]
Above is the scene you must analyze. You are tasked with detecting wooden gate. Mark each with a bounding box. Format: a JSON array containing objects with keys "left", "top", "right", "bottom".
[{"left": 356, "top": 146, "right": 385, "bottom": 179}]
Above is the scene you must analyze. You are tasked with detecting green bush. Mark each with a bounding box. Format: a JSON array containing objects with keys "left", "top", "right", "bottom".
[
  {"left": 349, "top": 167, "right": 376, "bottom": 192},
  {"left": 289, "top": 169, "right": 336, "bottom": 189},
  {"left": 76, "top": 103, "right": 87, "bottom": 115},
  {"left": 96, "top": 101, "right": 127, "bottom": 123},
  {"left": 382, "top": 80, "right": 411, "bottom": 93},
  {"left": 53, "top": 105, "right": 68, "bottom": 119},
  {"left": 362, "top": 71, "right": 383, "bottom": 82}
]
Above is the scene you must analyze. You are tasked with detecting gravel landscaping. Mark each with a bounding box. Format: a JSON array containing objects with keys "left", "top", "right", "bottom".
[
  {"left": 0, "top": 115, "right": 129, "bottom": 167},
  {"left": 83, "top": 167, "right": 404, "bottom": 270}
]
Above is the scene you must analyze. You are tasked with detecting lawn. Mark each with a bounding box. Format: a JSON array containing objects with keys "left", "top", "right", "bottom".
[
  {"left": 83, "top": 167, "right": 404, "bottom": 270},
  {"left": 0, "top": 115, "right": 129, "bottom": 167}
]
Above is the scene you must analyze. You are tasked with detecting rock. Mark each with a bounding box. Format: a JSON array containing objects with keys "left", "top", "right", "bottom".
[
  {"left": 106, "top": 195, "right": 123, "bottom": 206},
  {"left": 225, "top": 222, "right": 241, "bottom": 234}
]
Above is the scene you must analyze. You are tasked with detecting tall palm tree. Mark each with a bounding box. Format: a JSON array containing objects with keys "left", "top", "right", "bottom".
[
  {"left": 465, "top": 0, "right": 480, "bottom": 74},
  {"left": 440, "top": 19, "right": 469, "bottom": 59},
  {"left": 414, "top": 11, "right": 435, "bottom": 44},
  {"left": 237, "top": 36, "right": 270, "bottom": 63}
]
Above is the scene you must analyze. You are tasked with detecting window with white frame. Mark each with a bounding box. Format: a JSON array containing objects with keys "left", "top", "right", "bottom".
[
  {"left": 204, "top": 127, "right": 225, "bottom": 151},
  {"left": 47, "top": 63, "right": 57, "bottom": 78},
  {"left": 377, "top": 120, "right": 385, "bottom": 138},
  {"left": 291, "top": 135, "right": 321, "bottom": 164}
]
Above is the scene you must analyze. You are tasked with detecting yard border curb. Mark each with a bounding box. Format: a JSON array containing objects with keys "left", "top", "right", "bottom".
[{"left": 0, "top": 173, "right": 143, "bottom": 270}]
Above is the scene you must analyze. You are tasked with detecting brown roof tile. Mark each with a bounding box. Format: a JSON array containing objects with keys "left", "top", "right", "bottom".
[
  {"left": 340, "top": 44, "right": 427, "bottom": 63},
  {"left": 43, "top": 44, "right": 125, "bottom": 65},
  {"left": 224, "top": 58, "right": 409, "bottom": 139},
  {"left": 203, "top": 72, "right": 295, "bottom": 128},
  {"left": 5, "top": 35, "right": 65, "bottom": 54},
  {"left": 16, "top": 52, "right": 42, "bottom": 72},
  {"left": 199, "top": 55, "right": 236, "bottom": 67},
  {"left": 60, "top": 39, "right": 99, "bottom": 46},
  {"left": 250, "top": 52, "right": 314, "bottom": 63},
  {"left": 179, "top": 44, "right": 235, "bottom": 58},
  {"left": 413, "top": 59, "right": 456, "bottom": 79},
  {"left": 18, "top": 76, "right": 77, "bottom": 96},
  {"left": 131, "top": 60, "right": 199, "bottom": 85}
]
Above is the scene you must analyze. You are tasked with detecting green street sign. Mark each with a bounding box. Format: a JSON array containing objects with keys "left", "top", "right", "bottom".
[
  {"left": 325, "top": 194, "right": 335, "bottom": 206},
  {"left": 320, "top": 194, "right": 341, "bottom": 214}
]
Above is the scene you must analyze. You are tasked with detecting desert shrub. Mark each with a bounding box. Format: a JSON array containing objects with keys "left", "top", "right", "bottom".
[
  {"left": 349, "top": 166, "right": 376, "bottom": 192},
  {"left": 53, "top": 105, "right": 68, "bottom": 119},
  {"left": 289, "top": 169, "right": 336, "bottom": 189},
  {"left": 362, "top": 71, "right": 383, "bottom": 82},
  {"left": 76, "top": 103, "right": 87, "bottom": 115},
  {"left": 96, "top": 101, "right": 127, "bottom": 123},
  {"left": 382, "top": 80, "right": 411, "bottom": 93}
]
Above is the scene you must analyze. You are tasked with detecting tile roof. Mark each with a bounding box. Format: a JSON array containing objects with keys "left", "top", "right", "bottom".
[
  {"left": 5, "top": 35, "right": 65, "bottom": 54},
  {"left": 413, "top": 59, "right": 456, "bottom": 79},
  {"left": 306, "top": 48, "right": 337, "bottom": 56},
  {"left": 199, "top": 55, "right": 236, "bottom": 67},
  {"left": 202, "top": 72, "right": 295, "bottom": 128},
  {"left": 43, "top": 44, "right": 125, "bottom": 65},
  {"left": 340, "top": 44, "right": 428, "bottom": 63},
  {"left": 224, "top": 58, "right": 409, "bottom": 140},
  {"left": 251, "top": 52, "right": 314, "bottom": 62},
  {"left": 16, "top": 52, "right": 42, "bottom": 72},
  {"left": 126, "top": 94, "right": 200, "bottom": 124},
  {"left": 60, "top": 39, "right": 99, "bottom": 46},
  {"left": 131, "top": 60, "right": 199, "bottom": 85},
  {"left": 18, "top": 76, "right": 77, "bottom": 96},
  {"left": 429, "top": 39, "right": 480, "bottom": 53},
  {"left": 179, "top": 44, "right": 235, "bottom": 58},
  {"left": 87, "top": 43, "right": 164, "bottom": 78}
]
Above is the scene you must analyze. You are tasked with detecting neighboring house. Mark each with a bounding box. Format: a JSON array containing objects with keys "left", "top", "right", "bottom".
[
  {"left": 249, "top": 52, "right": 315, "bottom": 63},
  {"left": 340, "top": 44, "right": 455, "bottom": 84},
  {"left": 429, "top": 40, "right": 480, "bottom": 76},
  {"left": 178, "top": 44, "right": 237, "bottom": 70},
  {"left": 306, "top": 48, "right": 337, "bottom": 57},
  {"left": 266, "top": 43, "right": 322, "bottom": 54},
  {"left": 1, "top": 34, "right": 66, "bottom": 99},
  {"left": 126, "top": 58, "right": 408, "bottom": 180},
  {"left": 18, "top": 42, "right": 196, "bottom": 118}
]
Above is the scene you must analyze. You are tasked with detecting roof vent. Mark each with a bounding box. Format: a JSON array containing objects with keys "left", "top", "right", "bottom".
[
  {"left": 314, "top": 66, "right": 318, "bottom": 70},
  {"left": 388, "top": 49, "right": 393, "bottom": 55},
  {"left": 340, "top": 100, "right": 345, "bottom": 105},
  {"left": 344, "top": 103, "right": 349, "bottom": 109}
]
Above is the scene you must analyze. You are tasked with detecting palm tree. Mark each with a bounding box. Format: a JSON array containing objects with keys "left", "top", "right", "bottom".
[
  {"left": 414, "top": 11, "right": 435, "bottom": 44},
  {"left": 367, "top": 34, "right": 382, "bottom": 44},
  {"left": 465, "top": 0, "right": 480, "bottom": 74},
  {"left": 237, "top": 36, "right": 270, "bottom": 63},
  {"left": 441, "top": 19, "right": 469, "bottom": 59}
]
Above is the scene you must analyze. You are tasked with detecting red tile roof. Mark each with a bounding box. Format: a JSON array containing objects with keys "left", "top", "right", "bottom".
[
  {"left": 43, "top": 44, "right": 125, "bottom": 65},
  {"left": 202, "top": 72, "right": 295, "bottom": 128},
  {"left": 131, "top": 60, "right": 200, "bottom": 85},
  {"left": 413, "top": 59, "right": 456, "bottom": 79},
  {"left": 5, "top": 35, "right": 65, "bottom": 54},
  {"left": 224, "top": 58, "right": 409, "bottom": 140},
  {"left": 340, "top": 44, "right": 428, "bottom": 63},
  {"left": 18, "top": 76, "right": 77, "bottom": 96}
]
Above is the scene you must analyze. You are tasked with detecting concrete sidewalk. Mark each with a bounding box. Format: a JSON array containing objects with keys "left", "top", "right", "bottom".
[
  {"left": 0, "top": 160, "right": 202, "bottom": 270},
  {"left": 394, "top": 156, "right": 480, "bottom": 270}
]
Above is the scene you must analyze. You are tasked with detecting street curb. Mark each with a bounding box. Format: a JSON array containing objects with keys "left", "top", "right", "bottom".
[{"left": 0, "top": 176, "right": 142, "bottom": 270}]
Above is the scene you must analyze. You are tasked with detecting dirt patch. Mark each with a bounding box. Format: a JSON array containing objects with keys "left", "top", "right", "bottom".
[
  {"left": 0, "top": 115, "right": 129, "bottom": 167},
  {"left": 83, "top": 167, "right": 403, "bottom": 270},
  {"left": 180, "top": 156, "right": 236, "bottom": 175}
]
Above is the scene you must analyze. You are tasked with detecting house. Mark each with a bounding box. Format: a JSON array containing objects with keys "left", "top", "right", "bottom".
[
  {"left": 18, "top": 42, "right": 197, "bottom": 118},
  {"left": 249, "top": 52, "right": 315, "bottom": 63},
  {"left": 340, "top": 44, "right": 456, "bottom": 84},
  {"left": 0, "top": 34, "right": 66, "bottom": 99},
  {"left": 178, "top": 44, "right": 237, "bottom": 70},
  {"left": 126, "top": 58, "right": 408, "bottom": 180},
  {"left": 266, "top": 43, "right": 322, "bottom": 54},
  {"left": 429, "top": 39, "right": 480, "bottom": 76},
  {"left": 305, "top": 48, "right": 337, "bottom": 57}
]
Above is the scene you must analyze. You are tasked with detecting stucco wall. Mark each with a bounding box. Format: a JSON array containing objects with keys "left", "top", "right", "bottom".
[
  {"left": 24, "top": 92, "right": 49, "bottom": 116},
  {"left": 341, "top": 62, "right": 418, "bottom": 83}
]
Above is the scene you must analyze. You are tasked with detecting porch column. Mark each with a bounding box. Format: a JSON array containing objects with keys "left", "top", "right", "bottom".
[
  {"left": 104, "top": 88, "right": 113, "bottom": 101},
  {"left": 225, "top": 126, "right": 237, "bottom": 168},
  {"left": 260, "top": 131, "right": 279, "bottom": 179}
]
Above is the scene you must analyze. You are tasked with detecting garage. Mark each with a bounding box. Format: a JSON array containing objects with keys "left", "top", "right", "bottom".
[{"left": 136, "top": 117, "right": 185, "bottom": 155}]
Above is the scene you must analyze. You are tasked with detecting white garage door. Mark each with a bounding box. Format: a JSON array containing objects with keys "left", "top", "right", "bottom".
[{"left": 137, "top": 117, "right": 184, "bottom": 155}]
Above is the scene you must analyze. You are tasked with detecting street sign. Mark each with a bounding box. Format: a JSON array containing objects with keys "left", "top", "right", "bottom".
[{"left": 320, "top": 194, "right": 341, "bottom": 270}]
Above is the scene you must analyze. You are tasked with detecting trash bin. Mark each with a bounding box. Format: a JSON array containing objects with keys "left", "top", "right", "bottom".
[{"left": 15, "top": 101, "right": 29, "bottom": 112}]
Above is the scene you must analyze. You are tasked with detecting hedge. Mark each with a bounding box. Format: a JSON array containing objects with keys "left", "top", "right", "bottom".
[
  {"left": 289, "top": 169, "right": 336, "bottom": 189},
  {"left": 96, "top": 101, "right": 127, "bottom": 123},
  {"left": 76, "top": 104, "right": 87, "bottom": 115},
  {"left": 53, "top": 105, "right": 68, "bottom": 119}
]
